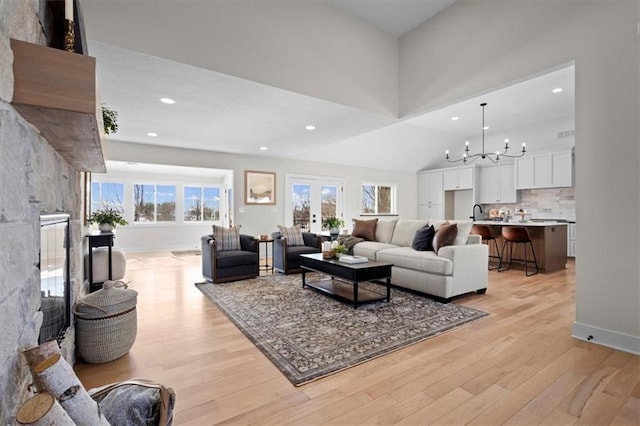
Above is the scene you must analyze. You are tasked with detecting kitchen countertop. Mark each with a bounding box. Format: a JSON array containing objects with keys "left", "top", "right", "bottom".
[{"left": 473, "top": 220, "right": 568, "bottom": 227}]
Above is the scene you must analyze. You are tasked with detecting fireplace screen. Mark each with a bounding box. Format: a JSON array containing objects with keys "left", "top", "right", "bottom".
[{"left": 39, "top": 213, "right": 71, "bottom": 343}]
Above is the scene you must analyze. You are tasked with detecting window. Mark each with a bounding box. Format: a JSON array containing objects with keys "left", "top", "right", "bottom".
[
  {"left": 361, "top": 183, "right": 395, "bottom": 214},
  {"left": 133, "top": 184, "right": 176, "bottom": 222},
  {"left": 91, "top": 182, "right": 125, "bottom": 213},
  {"left": 184, "top": 186, "right": 221, "bottom": 222}
]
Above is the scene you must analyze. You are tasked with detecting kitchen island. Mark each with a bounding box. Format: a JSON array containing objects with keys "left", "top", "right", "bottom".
[{"left": 473, "top": 221, "right": 568, "bottom": 273}]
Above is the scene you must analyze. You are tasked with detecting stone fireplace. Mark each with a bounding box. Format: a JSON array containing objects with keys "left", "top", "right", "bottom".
[{"left": 0, "top": 2, "right": 91, "bottom": 422}]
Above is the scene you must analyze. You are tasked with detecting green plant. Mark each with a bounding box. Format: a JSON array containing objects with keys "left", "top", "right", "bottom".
[
  {"left": 334, "top": 244, "right": 348, "bottom": 254},
  {"left": 322, "top": 216, "right": 345, "bottom": 230},
  {"left": 88, "top": 208, "right": 128, "bottom": 227},
  {"left": 102, "top": 105, "right": 119, "bottom": 135}
]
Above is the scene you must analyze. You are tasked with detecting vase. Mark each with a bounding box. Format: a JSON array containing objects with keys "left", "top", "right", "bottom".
[
  {"left": 330, "top": 228, "right": 340, "bottom": 239},
  {"left": 98, "top": 223, "right": 114, "bottom": 232}
]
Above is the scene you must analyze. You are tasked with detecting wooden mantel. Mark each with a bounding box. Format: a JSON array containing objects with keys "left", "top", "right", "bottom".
[{"left": 10, "top": 39, "right": 106, "bottom": 173}]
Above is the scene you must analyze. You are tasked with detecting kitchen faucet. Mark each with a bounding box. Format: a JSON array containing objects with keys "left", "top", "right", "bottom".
[{"left": 470, "top": 204, "right": 483, "bottom": 221}]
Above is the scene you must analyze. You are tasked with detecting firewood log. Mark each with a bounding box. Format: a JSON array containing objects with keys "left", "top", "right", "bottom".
[
  {"left": 16, "top": 392, "right": 74, "bottom": 425},
  {"left": 22, "top": 341, "right": 60, "bottom": 392}
]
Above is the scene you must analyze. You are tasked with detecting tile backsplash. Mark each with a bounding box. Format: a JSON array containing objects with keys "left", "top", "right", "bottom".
[{"left": 482, "top": 187, "right": 575, "bottom": 221}]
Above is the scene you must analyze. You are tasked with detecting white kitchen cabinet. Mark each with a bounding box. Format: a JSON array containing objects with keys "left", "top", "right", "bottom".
[
  {"left": 443, "top": 166, "right": 473, "bottom": 190},
  {"left": 479, "top": 164, "right": 517, "bottom": 204},
  {"left": 515, "top": 150, "right": 573, "bottom": 189},
  {"left": 417, "top": 170, "right": 443, "bottom": 205},
  {"left": 418, "top": 203, "right": 444, "bottom": 221}
]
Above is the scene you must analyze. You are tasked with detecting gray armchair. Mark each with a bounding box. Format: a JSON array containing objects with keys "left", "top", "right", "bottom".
[
  {"left": 201, "top": 234, "right": 259, "bottom": 283},
  {"left": 271, "top": 231, "right": 322, "bottom": 274}
]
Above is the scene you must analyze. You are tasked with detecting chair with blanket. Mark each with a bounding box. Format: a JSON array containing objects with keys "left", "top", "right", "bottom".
[
  {"left": 201, "top": 226, "right": 259, "bottom": 283},
  {"left": 271, "top": 225, "right": 322, "bottom": 274}
]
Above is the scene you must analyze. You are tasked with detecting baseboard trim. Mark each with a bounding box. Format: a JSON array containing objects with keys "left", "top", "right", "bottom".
[{"left": 572, "top": 322, "right": 640, "bottom": 355}]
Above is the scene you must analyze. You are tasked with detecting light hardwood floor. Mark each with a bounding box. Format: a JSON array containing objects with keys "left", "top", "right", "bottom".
[{"left": 74, "top": 253, "right": 639, "bottom": 425}]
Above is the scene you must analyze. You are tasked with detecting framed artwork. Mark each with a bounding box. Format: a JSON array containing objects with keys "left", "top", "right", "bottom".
[{"left": 245, "top": 170, "right": 276, "bottom": 205}]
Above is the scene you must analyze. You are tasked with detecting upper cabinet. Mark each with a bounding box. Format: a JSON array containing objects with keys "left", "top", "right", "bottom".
[
  {"left": 479, "top": 164, "right": 517, "bottom": 204},
  {"left": 417, "top": 170, "right": 443, "bottom": 205},
  {"left": 515, "top": 150, "right": 573, "bottom": 190},
  {"left": 443, "top": 166, "right": 474, "bottom": 190}
]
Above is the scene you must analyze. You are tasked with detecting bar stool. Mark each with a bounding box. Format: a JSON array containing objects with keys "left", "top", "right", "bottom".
[
  {"left": 471, "top": 224, "right": 501, "bottom": 270},
  {"left": 498, "top": 226, "right": 539, "bottom": 276}
]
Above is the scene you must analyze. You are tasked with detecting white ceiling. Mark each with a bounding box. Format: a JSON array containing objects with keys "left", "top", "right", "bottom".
[
  {"left": 327, "top": 0, "right": 458, "bottom": 37},
  {"left": 88, "top": 1, "right": 575, "bottom": 173}
]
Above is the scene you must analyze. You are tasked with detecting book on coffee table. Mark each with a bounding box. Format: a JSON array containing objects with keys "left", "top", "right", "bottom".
[{"left": 338, "top": 255, "right": 369, "bottom": 264}]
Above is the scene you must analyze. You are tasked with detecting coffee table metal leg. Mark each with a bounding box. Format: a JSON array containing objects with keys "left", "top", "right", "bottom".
[
  {"left": 386, "top": 277, "right": 391, "bottom": 302},
  {"left": 302, "top": 268, "right": 306, "bottom": 288},
  {"left": 353, "top": 281, "right": 358, "bottom": 308}
]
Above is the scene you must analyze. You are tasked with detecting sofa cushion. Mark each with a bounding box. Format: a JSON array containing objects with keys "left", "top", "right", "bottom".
[
  {"left": 390, "top": 219, "right": 430, "bottom": 247},
  {"left": 412, "top": 225, "right": 435, "bottom": 251},
  {"left": 212, "top": 225, "right": 241, "bottom": 251},
  {"left": 352, "top": 218, "right": 378, "bottom": 241},
  {"left": 433, "top": 223, "right": 458, "bottom": 254},
  {"left": 375, "top": 219, "right": 398, "bottom": 243},
  {"left": 215, "top": 250, "right": 257, "bottom": 268},
  {"left": 376, "top": 247, "right": 453, "bottom": 276},
  {"left": 278, "top": 225, "right": 305, "bottom": 246},
  {"left": 353, "top": 241, "right": 398, "bottom": 260},
  {"left": 286, "top": 245, "right": 320, "bottom": 260}
]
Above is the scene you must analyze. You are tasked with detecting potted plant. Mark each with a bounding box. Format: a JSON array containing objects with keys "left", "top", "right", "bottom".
[
  {"left": 88, "top": 208, "right": 128, "bottom": 232},
  {"left": 334, "top": 244, "right": 348, "bottom": 258},
  {"left": 102, "top": 105, "right": 119, "bottom": 135},
  {"left": 322, "top": 216, "right": 345, "bottom": 237}
]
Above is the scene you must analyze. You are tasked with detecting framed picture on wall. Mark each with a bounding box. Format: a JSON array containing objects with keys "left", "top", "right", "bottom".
[{"left": 245, "top": 170, "right": 276, "bottom": 205}]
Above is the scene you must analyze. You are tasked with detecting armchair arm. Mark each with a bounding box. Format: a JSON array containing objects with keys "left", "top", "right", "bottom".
[
  {"left": 239, "top": 234, "right": 258, "bottom": 252},
  {"left": 302, "top": 232, "right": 322, "bottom": 249},
  {"left": 272, "top": 236, "right": 288, "bottom": 272},
  {"left": 438, "top": 244, "right": 488, "bottom": 294}
]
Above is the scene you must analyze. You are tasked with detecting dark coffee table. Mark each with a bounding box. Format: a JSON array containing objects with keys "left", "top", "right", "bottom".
[{"left": 300, "top": 253, "right": 392, "bottom": 308}]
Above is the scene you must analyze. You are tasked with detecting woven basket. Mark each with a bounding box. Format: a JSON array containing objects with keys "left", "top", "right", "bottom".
[{"left": 75, "top": 281, "right": 138, "bottom": 363}]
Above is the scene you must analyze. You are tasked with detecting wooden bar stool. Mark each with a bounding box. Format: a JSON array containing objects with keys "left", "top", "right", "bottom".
[
  {"left": 498, "top": 226, "right": 539, "bottom": 276},
  {"left": 471, "top": 224, "right": 501, "bottom": 270}
]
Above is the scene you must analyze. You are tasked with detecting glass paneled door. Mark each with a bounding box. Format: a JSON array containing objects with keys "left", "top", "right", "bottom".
[{"left": 284, "top": 175, "right": 344, "bottom": 233}]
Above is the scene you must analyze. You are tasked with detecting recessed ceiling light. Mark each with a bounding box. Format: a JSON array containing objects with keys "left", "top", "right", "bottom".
[
  {"left": 147, "top": 132, "right": 158, "bottom": 137},
  {"left": 259, "top": 146, "right": 268, "bottom": 151},
  {"left": 451, "top": 116, "right": 459, "bottom": 121},
  {"left": 552, "top": 88, "right": 563, "bottom": 93},
  {"left": 160, "top": 97, "right": 176, "bottom": 104},
  {"left": 483, "top": 126, "right": 490, "bottom": 130},
  {"left": 305, "top": 125, "right": 316, "bottom": 130}
]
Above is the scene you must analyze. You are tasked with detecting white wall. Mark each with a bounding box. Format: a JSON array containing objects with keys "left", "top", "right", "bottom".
[
  {"left": 82, "top": 0, "right": 399, "bottom": 117},
  {"left": 401, "top": 0, "right": 640, "bottom": 353},
  {"left": 105, "top": 140, "right": 417, "bottom": 242}
]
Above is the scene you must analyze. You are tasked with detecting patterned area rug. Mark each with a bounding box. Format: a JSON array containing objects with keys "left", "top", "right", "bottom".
[{"left": 195, "top": 274, "right": 488, "bottom": 386}]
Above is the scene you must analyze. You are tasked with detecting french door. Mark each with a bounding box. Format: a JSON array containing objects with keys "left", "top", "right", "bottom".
[{"left": 284, "top": 174, "right": 344, "bottom": 233}]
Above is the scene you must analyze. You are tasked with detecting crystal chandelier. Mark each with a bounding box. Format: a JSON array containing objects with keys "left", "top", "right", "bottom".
[{"left": 445, "top": 102, "right": 526, "bottom": 164}]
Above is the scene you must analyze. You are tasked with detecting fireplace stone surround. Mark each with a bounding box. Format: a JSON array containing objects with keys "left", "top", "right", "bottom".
[{"left": 0, "top": 2, "right": 87, "bottom": 421}]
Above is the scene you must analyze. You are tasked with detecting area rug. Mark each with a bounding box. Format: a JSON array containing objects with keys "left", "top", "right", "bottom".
[{"left": 195, "top": 274, "right": 488, "bottom": 386}]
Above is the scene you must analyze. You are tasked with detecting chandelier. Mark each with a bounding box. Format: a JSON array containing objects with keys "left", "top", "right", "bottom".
[{"left": 445, "top": 102, "right": 526, "bottom": 164}]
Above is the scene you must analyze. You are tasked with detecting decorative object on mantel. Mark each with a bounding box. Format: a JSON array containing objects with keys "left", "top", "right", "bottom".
[
  {"left": 445, "top": 102, "right": 527, "bottom": 164},
  {"left": 322, "top": 216, "right": 345, "bottom": 238},
  {"left": 195, "top": 273, "right": 487, "bottom": 386},
  {"left": 101, "top": 105, "right": 119, "bottom": 135},
  {"left": 64, "top": 0, "right": 75, "bottom": 52},
  {"left": 88, "top": 208, "right": 128, "bottom": 232}
]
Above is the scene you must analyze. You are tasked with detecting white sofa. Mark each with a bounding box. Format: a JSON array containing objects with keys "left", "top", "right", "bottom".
[{"left": 352, "top": 219, "right": 488, "bottom": 302}]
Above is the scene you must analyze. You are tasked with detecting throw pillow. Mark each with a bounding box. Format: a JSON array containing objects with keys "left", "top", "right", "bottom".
[
  {"left": 352, "top": 218, "right": 378, "bottom": 241},
  {"left": 453, "top": 220, "right": 473, "bottom": 245},
  {"left": 412, "top": 225, "right": 436, "bottom": 251},
  {"left": 277, "top": 225, "right": 305, "bottom": 246},
  {"left": 432, "top": 223, "right": 458, "bottom": 254},
  {"left": 212, "top": 225, "right": 241, "bottom": 251}
]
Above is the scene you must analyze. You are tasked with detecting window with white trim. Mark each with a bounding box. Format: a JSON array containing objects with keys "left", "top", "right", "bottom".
[
  {"left": 91, "top": 182, "right": 125, "bottom": 213},
  {"left": 133, "top": 184, "right": 176, "bottom": 222},
  {"left": 361, "top": 183, "right": 395, "bottom": 214},
  {"left": 184, "top": 186, "right": 221, "bottom": 221}
]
